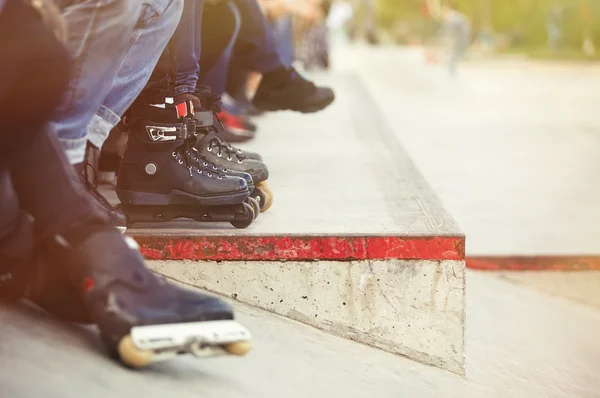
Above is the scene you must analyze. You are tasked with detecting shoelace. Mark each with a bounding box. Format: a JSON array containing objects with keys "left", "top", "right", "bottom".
[
  {"left": 173, "top": 136, "right": 226, "bottom": 179},
  {"left": 194, "top": 131, "right": 245, "bottom": 163}
]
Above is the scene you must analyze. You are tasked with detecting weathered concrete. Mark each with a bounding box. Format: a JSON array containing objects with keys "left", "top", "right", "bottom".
[
  {"left": 2, "top": 271, "right": 600, "bottom": 398},
  {"left": 148, "top": 258, "right": 466, "bottom": 374},
  {"left": 98, "top": 73, "right": 466, "bottom": 373},
  {"left": 333, "top": 45, "right": 600, "bottom": 257}
]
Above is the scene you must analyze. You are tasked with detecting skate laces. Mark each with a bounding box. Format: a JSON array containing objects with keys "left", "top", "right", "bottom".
[
  {"left": 196, "top": 131, "right": 245, "bottom": 163},
  {"left": 173, "top": 136, "right": 226, "bottom": 179}
]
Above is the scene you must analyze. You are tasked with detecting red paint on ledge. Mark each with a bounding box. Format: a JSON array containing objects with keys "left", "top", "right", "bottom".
[
  {"left": 467, "top": 256, "right": 600, "bottom": 271},
  {"left": 132, "top": 235, "right": 464, "bottom": 262}
]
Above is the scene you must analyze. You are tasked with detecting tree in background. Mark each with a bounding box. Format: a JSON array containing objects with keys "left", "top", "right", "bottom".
[{"left": 375, "top": 0, "right": 600, "bottom": 54}]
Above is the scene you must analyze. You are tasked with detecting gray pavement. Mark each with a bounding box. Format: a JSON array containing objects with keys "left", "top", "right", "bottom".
[
  {"left": 331, "top": 45, "right": 600, "bottom": 255},
  {"left": 3, "top": 45, "right": 600, "bottom": 397},
  {"left": 1, "top": 270, "right": 599, "bottom": 398}
]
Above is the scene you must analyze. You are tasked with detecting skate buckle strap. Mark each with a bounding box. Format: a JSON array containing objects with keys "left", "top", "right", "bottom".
[
  {"left": 175, "top": 100, "right": 195, "bottom": 119},
  {"left": 146, "top": 123, "right": 187, "bottom": 141}
]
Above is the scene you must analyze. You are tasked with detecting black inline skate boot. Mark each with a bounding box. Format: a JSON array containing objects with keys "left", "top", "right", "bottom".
[
  {"left": 195, "top": 87, "right": 263, "bottom": 161},
  {"left": 182, "top": 94, "right": 273, "bottom": 212},
  {"left": 44, "top": 225, "right": 252, "bottom": 368},
  {"left": 116, "top": 104, "right": 256, "bottom": 228},
  {"left": 252, "top": 67, "right": 335, "bottom": 113},
  {"left": 0, "top": 170, "right": 88, "bottom": 322},
  {"left": 76, "top": 142, "right": 127, "bottom": 232}
]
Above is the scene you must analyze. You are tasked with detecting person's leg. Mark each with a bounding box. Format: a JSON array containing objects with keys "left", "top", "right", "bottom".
[
  {"left": 0, "top": 0, "right": 70, "bottom": 163},
  {"left": 0, "top": 170, "right": 36, "bottom": 298},
  {"left": 199, "top": 0, "right": 242, "bottom": 94},
  {"left": 86, "top": 0, "right": 184, "bottom": 152},
  {"left": 172, "top": 0, "right": 205, "bottom": 100},
  {"left": 51, "top": 0, "right": 142, "bottom": 165},
  {"left": 231, "top": 0, "right": 335, "bottom": 113},
  {"left": 271, "top": 15, "right": 294, "bottom": 67},
  {"left": 230, "top": 0, "right": 285, "bottom": 73}
]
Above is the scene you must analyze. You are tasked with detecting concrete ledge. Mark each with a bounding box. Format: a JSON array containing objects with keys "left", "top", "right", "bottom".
[
  {"left": 468, "top": 256, "right": 600, "bottom": 271},
  {"left": 148, "top": 258, "right": 465, "bottom": 375},
  {"left": 133, "top": 234, "right": 464, "bottom": 261},
  {"left": 112, "top": 74, "right": 466, "bottom": 374}
]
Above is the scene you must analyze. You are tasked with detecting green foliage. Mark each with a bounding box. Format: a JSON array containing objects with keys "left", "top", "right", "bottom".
[{"left": 374, "top": 0, "right": 600, "bottom": 50}]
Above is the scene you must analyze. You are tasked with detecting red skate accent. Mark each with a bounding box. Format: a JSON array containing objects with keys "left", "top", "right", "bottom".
[
  {"left": 175, "top": 102, "right": 188, "bottom": 119},
  {"left": 467, "top": 256, "right": 600, "bottom": 271},
  {"left": 81, "top": 276, "right": 95, "bottom": 293},
  {"left": 218, "top": 111, "right": 244, "bottom": 130},
  {"left": 132, "top": 235, "right": 464, "bottom": 262}
]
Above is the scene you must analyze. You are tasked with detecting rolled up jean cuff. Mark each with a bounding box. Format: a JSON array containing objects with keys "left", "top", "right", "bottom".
[
  {"left": 58, "top": 135, "right": 88, "bottom": 165},
  {"left": 88, "top": 105, "right": 120, "bottom": 150},
  {"left": 173, "top": 84, "right": 197, "bottom": 96}
]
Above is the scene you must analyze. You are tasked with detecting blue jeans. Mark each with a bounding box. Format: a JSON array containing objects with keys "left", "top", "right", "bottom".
[
  {"left": 173, "top": 0, "right": 204, "bottom": 96},
  {"left": 230, "top": 0, "right": 284, "bottom": 72},
  {"left": 271, "top": 16, "right": 294, "bottom": 66},
  {"left": 197, "top": 0, "right": 284, "bottom": 94},
  {"left": 87, "top": 0, "right": 183, "bottom": 152},
  {"left": 198, "top": 1, "right": 241, "bottom": 94},
  {"left": 54, "top": 0, "right": 182, "bottom": 164}
]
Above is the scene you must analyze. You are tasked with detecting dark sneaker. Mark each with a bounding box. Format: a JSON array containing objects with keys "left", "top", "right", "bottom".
[{"left": 252, "top": 67, "right": 335, "bottom": 113}]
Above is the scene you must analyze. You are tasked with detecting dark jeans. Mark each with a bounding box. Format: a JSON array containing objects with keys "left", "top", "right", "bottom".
[
  {"left": 0, "top": 0, "right": 105, "bottom": 255},
  {"left": 137, "top": 0, "right": 284, "bottom": 103},
  {"left": 227, "top": 0, "right": 283, "bottom": 73}
]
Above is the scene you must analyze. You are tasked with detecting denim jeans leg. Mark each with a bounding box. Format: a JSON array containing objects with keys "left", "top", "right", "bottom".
[
  {"left": 87, "top": 0, "right": 184, "bottom": 149},
  {"left": 52, "top": 0, "right": 142, "bottom": 164},
  {"left": 198, "top": 1, "right": 241, "bottom": 94},
  {"left": 230, "top": 0, "right": 284, "bottom": 73},
  {"left": 173, "top": 0, "right": 204, "bottom": 96},
  {"left": 271, "top": 16, "right": 294, "bottom": 66}
]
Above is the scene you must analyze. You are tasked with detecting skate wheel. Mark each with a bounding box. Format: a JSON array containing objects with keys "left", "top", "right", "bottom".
[
  {"left": 224, "top": 341, "right": 252, "bottom": 356},
  {"left": 118, "top": 335, "right": 153, "bottom": 369},
  {"left": 256, "top": 182, "right": 273, "bottom": 212},
  {"left": 246, "top": 197, "right": 260, "bottom": 219},
  {"left": 230, "top": 202, "right": 255, "bottom": 229}
]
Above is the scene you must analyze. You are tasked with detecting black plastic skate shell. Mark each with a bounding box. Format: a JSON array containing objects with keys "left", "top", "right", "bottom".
[{"left": 117, "top": 103, "right": 258, "bottom": 228}]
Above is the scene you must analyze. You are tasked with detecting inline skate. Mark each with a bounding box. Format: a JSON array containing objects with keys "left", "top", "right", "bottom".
[{"left": 116, "top": 104, "right": 257, "bottom": 228}]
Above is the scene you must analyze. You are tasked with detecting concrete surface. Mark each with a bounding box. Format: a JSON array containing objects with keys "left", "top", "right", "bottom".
[
  {"left": 105, "top": 73, "right": 460, "bottom": 237},
  {"left": 1, "top": 270, "right": 600, "bottom": 398},
  {"left": 498, "top": 271, "right": 600, "bottom": 309},
  {"left": 100, "top": 73, "right": 467, "bottom": 373},
  {"left": 331, "top": 45, "right": 600, "bottom": 256},
  {"left": 148, "top": 258, "right": 465, "bottom": 374}
]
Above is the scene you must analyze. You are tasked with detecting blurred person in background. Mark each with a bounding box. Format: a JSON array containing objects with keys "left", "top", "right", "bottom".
[
  {"left": 546, "top": 2, "right": 563, "bottom": 51},
  {"left": 297, "top": 0, "right": 332, "bottom": 70},
  {"left": 436, "top": 0, "right": 471, "bottom": 77},
  {"left": 348, "top": 0, "right": 378, "bottom": 44}
]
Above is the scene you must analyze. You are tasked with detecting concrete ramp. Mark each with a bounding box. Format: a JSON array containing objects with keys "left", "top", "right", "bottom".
[
  {"left": 0, "top": 299, "right": 465, "bottom": 398},
  {"left": 106, "top": 74, "right": 465, "bottom": 374}
]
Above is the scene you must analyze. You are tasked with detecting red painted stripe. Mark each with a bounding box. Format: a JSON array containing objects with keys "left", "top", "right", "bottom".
[
  {"left": 132, "top": 235, "right": 465, "bottom": 261},
  {"left": 467, "top": 256, "right": 600, "bottom": 271}
]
